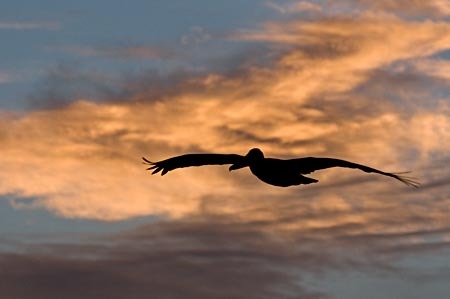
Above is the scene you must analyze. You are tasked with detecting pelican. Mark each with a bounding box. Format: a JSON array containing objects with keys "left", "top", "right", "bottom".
[{"left": 143, "top": 148, "right": 419, "bottom": 188}]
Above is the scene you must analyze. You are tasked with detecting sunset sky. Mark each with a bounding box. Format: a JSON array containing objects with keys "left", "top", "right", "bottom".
[{"left": 1, "top": 1, "right": 450, "bottom": 298}]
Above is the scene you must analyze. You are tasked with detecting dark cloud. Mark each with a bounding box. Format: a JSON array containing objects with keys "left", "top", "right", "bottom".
[
  {"left": 26, "top": 63, "right": 123, "bottom": 109},
  {"left": 353, "top": 67, "right": 450, "bottom": 109},
  {"left": 26, "top": 64, "right": 206, "bottom": 109},
  {"left": 2, "top": 210, "right": 450, "bottom": 298},
  {"left": 0, "top": 217, "right": 327, "bottom": 299}
]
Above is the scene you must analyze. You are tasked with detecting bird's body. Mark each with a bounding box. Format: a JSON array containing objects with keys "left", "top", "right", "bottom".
[
  {"left": 248, "top": 158, "right": 318, "bottom": 187},
  {"left": 143, "top": 148, "right": 419, "bottom": 188}
]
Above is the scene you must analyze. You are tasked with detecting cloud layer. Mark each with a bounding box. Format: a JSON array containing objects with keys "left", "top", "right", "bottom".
[
  {"left": 1, "top": 11, "right": 450, "bottom": 221},
  {"left": 2, "top": 211, "right": 450, "bottom": 298},
  {"left": 0, "top": 217, "right": 325, "bottom": 299},
  {"left": 1, "top": 2, "right": 450, "bottom": 297}
]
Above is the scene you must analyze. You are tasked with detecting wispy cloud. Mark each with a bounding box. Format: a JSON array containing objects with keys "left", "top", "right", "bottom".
[
  {"left": 344, "top": 0, "right": 450, "bottom": 17},
  {"left": 25, "top": 64, "right": 124, "bottom": 109},
  {"left": 0, "top": 72, "right": 13, "bottom": 83},
  {"left": 55, "top": 45, "right": 175, "bottom": 60},
  {"left": 0, "top": 21, "right": 60, "bottom": 30},
  {"left": 0, "top": 69, "right": 41, "bottom": 84},
  {"left": 411, "top": 58, "right": 450, "bottom": 80},
  {"left": 180, "top": 26, "right": 212, "bottom": 46},
  {"left": 266, "top": 1, "right": 322, "bottom": 14}
]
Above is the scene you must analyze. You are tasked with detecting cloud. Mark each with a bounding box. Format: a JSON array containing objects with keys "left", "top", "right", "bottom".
[
  {"left": 0, "top": 71, "right": 13, "bottom": 84},
  {"left": 1, "top": 4, "right": 450, "bottom": 298},
  {"left": 0, "top": 21, "right": 60, "bottom": 30},
  {"left": 25, "top": 64, "right": 124, "bottom": 109},
  {"left": 1, "top": 12, "right": 450, "bottom": 222},
  {"left": 26, "top": 64, "right": 203, "bottom": 109},
  {"left": 343, "top": 0, "right": 450, "bottom": 17},
  {"left": 1, "top": 212, "right": 450, "bottom": 298},
  {"left": 55, "top": 45, "right": 175, "bottom": 60},
  {"left": 411, "top": 58, "right": 450, "bottom": 81},
  {"left": 266, "top": 1, "right": 322, "bottom": 14},
  {"left": 180, "top": 26, "right": 212, "bottom": 46},
  {"left": 0, "top": 217, "right": 326, "bottom": 299}
]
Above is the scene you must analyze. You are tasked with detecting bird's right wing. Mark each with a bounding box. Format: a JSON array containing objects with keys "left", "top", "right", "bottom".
[
  {"left": 290, "top": 157, "right": 420, "bottom": 188},
  {"left": 142, "top": 153, "right": 245, "bottom": 176}
]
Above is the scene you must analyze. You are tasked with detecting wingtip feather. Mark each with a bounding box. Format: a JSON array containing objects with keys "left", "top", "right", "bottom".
[
  {"left": 142, "top": 157, "right": 153, "bottom": 164},
  {"left": 152, "top": 168, "right": 162, "bottom": 175},
  {"left": 391, "top": 173, "right": 420, "bottom": 188}
]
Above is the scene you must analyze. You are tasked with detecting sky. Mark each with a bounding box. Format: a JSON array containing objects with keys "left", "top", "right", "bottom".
[{"left": 1, "top": 0, "right": 450, "bottom": 298}]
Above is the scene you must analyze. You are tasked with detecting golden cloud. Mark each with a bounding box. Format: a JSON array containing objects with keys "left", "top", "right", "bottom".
[
  {"left": 0, "top": 13, "right": 450, "bottom": 227},
  {"left": 346, "top": 0, "right": 450, "bottom": 17}
]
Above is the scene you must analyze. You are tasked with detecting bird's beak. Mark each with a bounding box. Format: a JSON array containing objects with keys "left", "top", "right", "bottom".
[{"left": 229, "top": 161, "right": 248, "bottom": 171}]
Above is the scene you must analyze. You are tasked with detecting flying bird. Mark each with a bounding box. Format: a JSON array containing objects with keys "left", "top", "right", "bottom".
[{"left": 143, "top": 148, "right": 419, "bottom": 188}]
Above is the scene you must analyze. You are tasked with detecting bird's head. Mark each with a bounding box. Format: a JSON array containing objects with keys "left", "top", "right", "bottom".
[
  {"left": 246, "top": 148, "right": 264, "bottom": 160},
  {"left": 229, "top": 148, "right": 264, "bottom": 171}
]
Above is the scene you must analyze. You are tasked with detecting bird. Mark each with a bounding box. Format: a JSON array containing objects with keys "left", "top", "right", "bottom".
[{"left": 143, "top": 148, "right": 419, "bottom": 188}]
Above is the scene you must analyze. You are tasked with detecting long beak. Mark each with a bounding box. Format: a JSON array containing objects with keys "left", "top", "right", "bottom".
[{"left": 229, "top": 161, "right": 249, "bottom": 171}]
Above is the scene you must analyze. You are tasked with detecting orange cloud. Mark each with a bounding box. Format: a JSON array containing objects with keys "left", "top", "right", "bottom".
[
  {"left": 0, "top": 13, "right": 450, "bottom": 227},
  {"left": 346, "top": 0, "right": 450, "bottom": 17}
]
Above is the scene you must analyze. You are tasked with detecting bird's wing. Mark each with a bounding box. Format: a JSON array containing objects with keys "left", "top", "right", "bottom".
[
  {"left": 290, "top": 157, "right": 420, "bottom": 188},
  {"left": 142, "top": 154, "right": 245, "bottom": 176}
]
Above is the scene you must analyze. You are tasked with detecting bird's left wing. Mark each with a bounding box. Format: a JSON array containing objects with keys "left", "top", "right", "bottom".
[
  {"left": 290, "top": 157, "right": 420, "bottom": 188},
  {"left": 143, "top": 153, "right": 245, "bottom": 176}
]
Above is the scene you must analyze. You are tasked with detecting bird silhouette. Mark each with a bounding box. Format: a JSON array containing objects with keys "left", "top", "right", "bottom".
[{"left": 143, "top": 148, "right": 419, "bottom": 188}]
